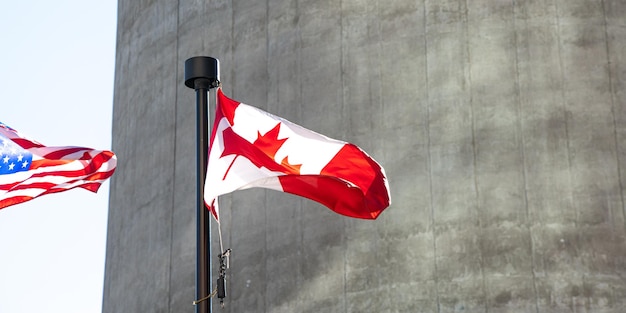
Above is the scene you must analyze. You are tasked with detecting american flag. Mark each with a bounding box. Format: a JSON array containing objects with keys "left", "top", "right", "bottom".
[{"left": 0, "top": 122, "right": 116, "bottom": 209}]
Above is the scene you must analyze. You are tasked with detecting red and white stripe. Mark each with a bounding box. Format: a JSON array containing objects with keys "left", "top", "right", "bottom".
[{"left": 0, "top": 124, "right": 116, "bottom": 209}]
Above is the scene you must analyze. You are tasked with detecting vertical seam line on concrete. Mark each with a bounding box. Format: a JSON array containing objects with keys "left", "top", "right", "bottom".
[
  {"left": 600, "top": 0, "right": 626, "bottom": 230},
  {"left": 373, "top": 2, "right": 389, "bottom": 309},
  {"left": 554, "top": 0, "right": 576, "bottom": 228},
  {"left": 339, "top": 0, "right": 346, "bottom": 138},
  {"left": 293, "top": 1, "right": 305, "bottom": 309},
  {"left": 373, "top": 1, "right": 385, "bottom": 309},
  {"left": 421, "top": 0, "right": 440, "bottom": 312},
  {"left": 379, "top": 6, "right": 387, "bottom": 130},
  {"left": 264, "top": 1, "right": 270, "bottom": 311},
  {"left": 376, "top": 0, "right": 383, "bottom": 133},
  {"left": 264, "top": 190, "right": 268, "bottom": 313},
  {"left": 295, "top": 0, "right": 304, "bottom": 308},
  {"left": 511, "top": 2, "right": 540, "bottom": 312},
  {"left": 230, "top": 2, "right": 235, "bottom": 98},
  {"left": 338, "top": 1, "right": 348, "bottom": 312},
  {"left": 167, "top": 2, "right": 181, "bottom": 312},
  {"left": 462, "top": 1, "right": 488, "bottom": 311}
]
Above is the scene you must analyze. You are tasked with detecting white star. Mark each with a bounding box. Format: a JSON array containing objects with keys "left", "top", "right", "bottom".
[
  {"left": 2, "top": 155, "right": 8, "bottom": 163},
  {"left": 17, "top": 154, "right": 23, "bottom": 162},
  {"left": 22, "top": 160, "right": 29, "bottom": 168},
  {"left": 8, "top": 163, "right": 15, "bottom": 170}
]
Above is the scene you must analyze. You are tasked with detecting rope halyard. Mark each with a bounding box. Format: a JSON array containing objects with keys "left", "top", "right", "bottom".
[
  {"left": 192, "top": 287, "right": 217, "bottom": 305},
  {"left": 215, "top": 203, "right": 231, "bottom": 308},
  {"left": 217, "top": 215, "right": 225, "bottom": 254},
  {"left": 193, "top": 200, "right": 232, "bottom": 308}
]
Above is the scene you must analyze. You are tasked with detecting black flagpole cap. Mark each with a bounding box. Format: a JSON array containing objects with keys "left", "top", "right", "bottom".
[{"left": 184, "top": 56, "right": 220, "bottom": 89}]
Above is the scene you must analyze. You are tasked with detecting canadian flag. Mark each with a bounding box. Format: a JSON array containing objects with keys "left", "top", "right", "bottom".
[{"left": 204, "top": 88, "right": 390, "bottom": 221}]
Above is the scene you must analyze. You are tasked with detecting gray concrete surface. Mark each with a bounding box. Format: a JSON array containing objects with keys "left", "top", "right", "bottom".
[{"left": 103, "top": 0, "right": 626, "bottom": 312}]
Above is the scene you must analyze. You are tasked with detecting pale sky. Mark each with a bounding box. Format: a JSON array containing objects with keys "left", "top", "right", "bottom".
[{"left": 0, "top": 1, "right": 117, "bottom": 312}]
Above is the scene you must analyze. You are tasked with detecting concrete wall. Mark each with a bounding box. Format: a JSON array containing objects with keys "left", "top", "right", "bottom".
[{"left": 103, "top": 0, "right": 626, "bottom": 312}]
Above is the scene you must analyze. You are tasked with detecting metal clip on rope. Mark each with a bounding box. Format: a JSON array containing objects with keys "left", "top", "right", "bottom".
[{"left": 217, "top": 249, "right": 231, "bottom": 308}]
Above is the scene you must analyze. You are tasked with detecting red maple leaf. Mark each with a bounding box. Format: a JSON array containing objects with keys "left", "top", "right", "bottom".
[{"left": 220, "top": 123, "right": 301, "bottom": 180}]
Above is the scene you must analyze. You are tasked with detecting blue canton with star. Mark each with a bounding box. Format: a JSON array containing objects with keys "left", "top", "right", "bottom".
[{"left": 0, "top": 134, "right": 33, "bottom": 175}]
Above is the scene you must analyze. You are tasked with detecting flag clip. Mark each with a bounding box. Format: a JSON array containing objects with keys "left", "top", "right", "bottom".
[
  {"left": 217, "top": 249, "right": 231, "bottom": 308},
  {"left": 220, "top": 249, "right": 231, "bottom": 270}
]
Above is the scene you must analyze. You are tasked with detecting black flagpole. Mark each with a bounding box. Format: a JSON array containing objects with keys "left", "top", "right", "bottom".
[{"left": 184, "top": 56, "right": 219, "bottom": 313}]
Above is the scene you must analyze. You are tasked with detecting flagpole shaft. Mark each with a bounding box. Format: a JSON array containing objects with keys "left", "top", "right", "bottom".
[
  {"left": 197, "top": 81, "right": 211, "bottom": 313},
  {"left": 185, "top": 56, "right": 220, "bottom": 313}
]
